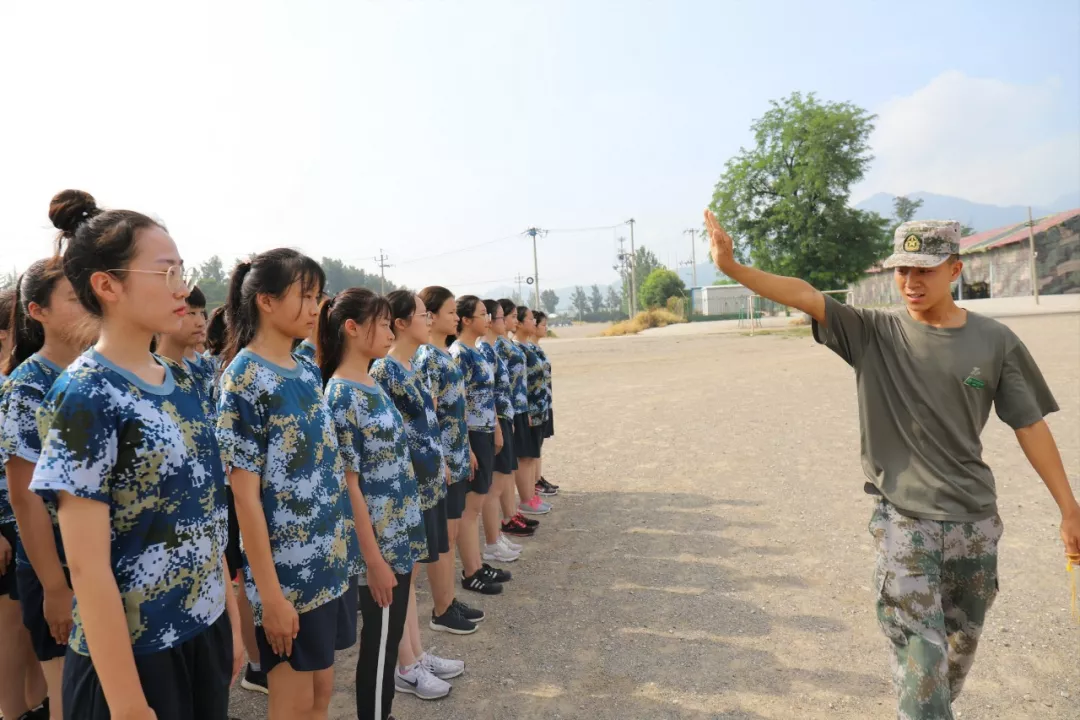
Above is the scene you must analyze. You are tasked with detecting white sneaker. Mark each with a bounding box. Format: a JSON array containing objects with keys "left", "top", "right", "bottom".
[
  {"left": 498, "top": 535, "right": 523, "bottom": 553},
  {"left": 483, "top": 542, "right": 520, "bottom": 563},
  {"left": 395, "top": 663, "right": 452, "bottom": 700},
  {"left": 421, "top": 651, "right": 465, "bottom": 680}
]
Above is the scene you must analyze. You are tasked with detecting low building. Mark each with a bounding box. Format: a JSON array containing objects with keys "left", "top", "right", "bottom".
[{"left": 852, "top": 208, "right": 1080, "bottom": 305}]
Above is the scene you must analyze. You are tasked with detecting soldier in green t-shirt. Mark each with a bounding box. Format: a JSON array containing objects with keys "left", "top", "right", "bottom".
[{"left": 704, "top": 209, "right": 1080, "bottom": 720}]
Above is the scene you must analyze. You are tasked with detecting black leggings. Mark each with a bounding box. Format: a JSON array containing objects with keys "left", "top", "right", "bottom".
[{"left": 356, "top": 571, "right": 412, "bottom": 720}]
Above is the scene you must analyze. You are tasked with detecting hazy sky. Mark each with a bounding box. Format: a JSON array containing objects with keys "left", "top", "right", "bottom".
[{"left": 2, "top": 0, "right": 1077, "bottom": 296}]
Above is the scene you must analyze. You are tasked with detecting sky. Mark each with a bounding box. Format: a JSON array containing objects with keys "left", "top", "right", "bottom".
[{"left": 2, "top": 0, "right": 1078, "bottom": 297}]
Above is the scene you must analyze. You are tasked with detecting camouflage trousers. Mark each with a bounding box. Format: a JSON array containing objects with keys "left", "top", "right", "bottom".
[{"left": 869, "top": 500, "right": 1003, "bottom": 720}]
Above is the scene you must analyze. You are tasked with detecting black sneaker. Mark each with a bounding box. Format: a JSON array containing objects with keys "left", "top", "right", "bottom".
[
  {"left": 513, "top": 512, "right": 540, "bottom": 529},
  {"left": 430, "top": 605, "right": 478, "bottom": 635},
  {"left": 462, "top": 570, "right": 503, "bottom": 595},
  {"left": 540, "top": 475, "right": 560, "bottom": 491},
  {"left": 536, "top": 478, "right": 559, "bottom": 496},
  {"left": 481, "top": 563, "right": 512, "bottom": 583},
  {"left": 24, "top": 699, "right": 50, "bottom": 720},
  {"left": 241, "top": 664, "right": 269, "bottom": 694},
  {"left": 453, "top": 598, "right": 486, "bottom": 623},
  {"left": 502, "top": 517, "right": 535, "bottom": 537}
]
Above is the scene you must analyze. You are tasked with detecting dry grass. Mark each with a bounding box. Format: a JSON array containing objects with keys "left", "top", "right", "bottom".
[{"left": 601, "top": 309, "right": 686, "bottom": 336}]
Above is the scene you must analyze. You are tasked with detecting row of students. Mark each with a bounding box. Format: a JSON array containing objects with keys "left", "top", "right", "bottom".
[{"left": 0, "top": 188, "right": 561, "bottom": 720}]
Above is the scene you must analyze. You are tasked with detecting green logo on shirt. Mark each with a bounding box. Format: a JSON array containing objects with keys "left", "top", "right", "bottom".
[{"left": 963, "top": 367, "right": 986, "bottom": 390}]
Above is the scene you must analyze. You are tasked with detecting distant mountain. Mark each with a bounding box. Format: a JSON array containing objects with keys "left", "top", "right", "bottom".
[{"left": 854, "top": 191, "right": 1080, "bottom": 232}]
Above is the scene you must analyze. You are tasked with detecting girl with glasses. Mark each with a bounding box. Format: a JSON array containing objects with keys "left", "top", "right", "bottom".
[
  {"left": 28, "top": 189, "right": 243, "bottom": 719},
  {"left": 216, "top": 249, "right": 356, "bottom": 720}
]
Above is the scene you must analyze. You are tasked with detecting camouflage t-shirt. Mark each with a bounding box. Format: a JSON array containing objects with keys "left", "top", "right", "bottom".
[
  {"left": 370, "top": 356, "right": 445, "bottom": 510},
  {"left": 496, "top": 336, "right": 528, "bottom": 417},
  {"left": 216, "top": 350, "right": 352, "bottom": 621},
  {"left": 478, "top": 339, "right": 513, "bottom": 420},
  {"left": 325, "top": 378, "right": 427, "bottom": 576},
  {"left": 0, "top": 354, "right": 65, "bottom": 566},
  {"left": 535, "top": 344, "right": 553, "bottom": 418},
  {"left": 31, "top": 350, "right": 228, "bottom": 656},
  {"left": 520, "top": 342, "right": 549, "bottom": 427},
  {"left": 294, "top": 340, "right": 316, "bottom": 363},
  {"left": 449, "top": 340, "right": 496, "bottom": 432},
  {"left": 186, "top": 353, "right": 219, "bottom": 410},
  {"left": 0, "top": 370, "right": 9, "bottom": 526},
  {"left": 413, "top": 345, "right": 470, "bottom": 484}
]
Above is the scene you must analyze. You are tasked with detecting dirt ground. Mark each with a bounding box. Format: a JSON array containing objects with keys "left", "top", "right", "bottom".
[{"left": 228, "top": 313, "right": 1080, "bottom": 720}]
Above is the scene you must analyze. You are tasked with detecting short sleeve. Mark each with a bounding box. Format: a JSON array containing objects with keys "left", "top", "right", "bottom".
[
  {"left": 994, "top": 333, "right": 1059, "bottom": 429},
  {"left": 335, "top": 400, "right": 363, "bottom": 476},
  {"left": 216, "top": 386, "right": 267, "bottom": 476},
  {"left": 30, "top": 381, "right": 119, "bottom": 505},
  {"left": 812, "top": 294, "right": 872, "bottom": 367},
  {"left": 0, "top": 382, "right": 48, "bottom": 463}
]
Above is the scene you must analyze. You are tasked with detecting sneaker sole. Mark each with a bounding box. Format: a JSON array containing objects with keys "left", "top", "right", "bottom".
[
  {"left": 518, "top": 507, "right": 550, "bottom": 515},
  {"left": 462, "top": 583, "right": 503, "bottom": 595},
  {"left": 430, "top": 667, "right": 465, "bottom": 680},
  {"left": 240, "top": 679, "right": 269, "bottom": 695},
  {"left": 482, "top": 553, "right": 520, "bottom": 563},
  {"left": 395, "top": 682, "right": 452, "bottom": 700},
  {"left": 429, "top": 620, "right": 479, "bottom": 635}
]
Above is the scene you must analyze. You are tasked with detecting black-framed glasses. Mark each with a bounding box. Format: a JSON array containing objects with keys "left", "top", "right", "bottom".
[
  {"left": 471, "top": 312, "right": 491, "bottom": 320},
  {"left": 106, "top": 265, "right": 193, "bottom": 294}
]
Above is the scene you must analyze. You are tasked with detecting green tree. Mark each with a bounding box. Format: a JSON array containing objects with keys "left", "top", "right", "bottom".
[
  {"left": 540, "top": 289, "right": 559, "bottom": 314},
  {"left": 893, "top": 195, "right": 923, "bottom": 224},
  {"left": 639, "top": 268, "right": 686, "bottom": 309},
  {"left": 198, "top": 255, "right": 227, "bottom": 284},
  {"left": 570, "top": 286, "right": 588, "bottom": 319},
  {"left": 712, "top": 277, "right": 738, "bottom": 286},
  {"left": 604, "top": 286, "right": 622, "bottom": 312},
  {"left": 197, "top": 278, "right": 228, "bottom": 309},
  {"left": 321, "top": 257, "right": 399, "bottom": 295},
  {"left": 709, "top": 92, "right": 891, "bottom": 289},
  {"left": 961, "top": 224, "right": 976, "bottom": 237},
  {"left": 589, "top": 284, "right": 603, "bottom": 314}
]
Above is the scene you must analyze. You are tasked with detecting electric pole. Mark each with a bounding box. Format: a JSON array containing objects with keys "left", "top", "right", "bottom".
[
  {"left": 374, "top": 249, "right": 392, "bottom": 294},
  {"left": 614, "top": 237, "right": 632, "bottom": 316},
  {"left": 514, "top": 273, "right": 527, "bottom": 304},
  {"left": 526, "top": 228, "right": 543, "bottom": 309},
  {"left": 1026, "top": 207, "right": 1040, "bottom": 305},
  {"left": 684, "top": 228, "right": 699, "bottom": 287},
  {"left": 626, "top": 218, "right": 636, "bottom": 312}
]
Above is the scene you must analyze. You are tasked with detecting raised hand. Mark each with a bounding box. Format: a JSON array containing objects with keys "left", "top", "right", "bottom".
[{"left": 704, "top": 209, "right": 736, "bottom": 272}]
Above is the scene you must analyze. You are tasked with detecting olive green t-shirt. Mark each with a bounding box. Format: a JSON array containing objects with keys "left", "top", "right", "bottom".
[{"left": 813, "top": 295, "right": 1058, "bottom": 522}]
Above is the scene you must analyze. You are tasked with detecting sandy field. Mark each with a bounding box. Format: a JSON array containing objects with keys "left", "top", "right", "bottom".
[{"left": 228, "top": 312, "right": 1080, "bottom": 720}]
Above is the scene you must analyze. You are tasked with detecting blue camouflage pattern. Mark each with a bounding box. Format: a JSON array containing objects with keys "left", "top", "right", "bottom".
[
  {"left": 0, "top": 370, "right": 9, "bottom": 526},
  {"left": 0, "top": 354, "right": 65, "bottom": 566},
  {"left": 496, "top": 335, "right": 528, "bottom": 416},
  {"left": 535, "top": 344, "right": 553, "bottom": 419},
  {"left": 294, "top": 340, "right": 316, "bottom": 363},
  {"left": 30, "top": 350, "right": 228, "bottom": 656},
  {"left": 449, "top": 340, "right": 496, "bottom": 432},
  {"left": 478, "top": 339, "right": 513, "bottom": 420},
  {"left": 520, "top": 341, "right": 549, "bottom": 427},
  {"left": 186, "top": 353, "right": 219, "bottom": 410},
  {"left": 216, "top": 350, "right": 352, "bottom": 622},
  {"left": 414, "top": 345, "right": 471, "bottom": 484},
  {"left": 371, "top": 356, "right": 445, "bottom": 510},
  {"left": 326, "top": 378, "right": 427, "bottom": 576}
]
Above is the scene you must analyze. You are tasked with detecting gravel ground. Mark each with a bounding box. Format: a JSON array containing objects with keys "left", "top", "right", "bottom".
[{"left": 228, "top": 313, "right": 1079, "bottom": 720}]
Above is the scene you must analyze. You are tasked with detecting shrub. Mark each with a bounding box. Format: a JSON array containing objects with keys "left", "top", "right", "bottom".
[{"left": 601, "top": 309, "right": 685, "bottom": 337}]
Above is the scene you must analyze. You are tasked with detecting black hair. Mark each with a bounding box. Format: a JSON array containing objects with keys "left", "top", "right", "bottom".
[
  {"left": 516, "top": 305, "right": 532, "bottom": 324},
  {"left": 386, "top": 289, "right": 418, "bottom": 337},
  {"left": 454, "top": 295, "right": 481, "bottom": 334},
  {"left": 482, "top": 299, "right": 501, "bottom": 323},
  {"left": 4, "top": 257, "right": 67, "bottom": 375},
  {"left": 205, "top": 306, "right": 227, "bottom": 356},
  {"left": 50, "top": 189, "right": 164, "bottom": 317},
  {"left": 497, "top": 298, "right": 516, "bottom": 319},
  {"left": 315, "top": 288, "right": 391, "bottom": 384},
  {"left": 0, "top": 288, "right": 14, "bottom": 372},
  {"left": 186, "top": 285, "right": 207, "bottom": 310},
  {"left": 418, "top": 286, "right": 454, "bottom": 319},
  {"left": 221, "top": 249, "right": 326, "bottom": 370},
  {"left": 534, "top": 311, "right": 547, "bottom": 324}
]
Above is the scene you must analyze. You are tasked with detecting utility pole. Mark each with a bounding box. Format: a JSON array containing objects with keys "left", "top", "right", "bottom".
[
  {"left": 684, "top": 228, "right": 699, "bottom": 287},
  {"left": 1026, "top": 207, "right": 1040, "bottom": 305},
  {"left": 514, "top": 273, "right": 527, "bottom": 304},
  {"left": 626, "top": 218, "right": 636, "bottom": 312},
  {"left": 614, "top": 237, "right": 632, "bottom": 316},
  {"left": 374, "top": 249, "right": 392, "bottom": 294},
  {"left": 526, "top": 228, "right": 542, "bottom": 309}
]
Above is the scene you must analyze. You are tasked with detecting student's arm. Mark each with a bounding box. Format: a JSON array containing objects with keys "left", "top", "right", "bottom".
[
  {"left": 222, "top": 556, "right": 244, "bottom": 685},
  {"left": 58, "top": 494, "right": 155, "bottom": 720},
  {"left": 7, "top": 457, "right": 71, "bottom": 643},
  {"left": 1014, "top": 421, "right": 1080, "bottom": 556},
  {"left": 344, "top": 470, "right": 396, "bottom": 607},
  {"left": 229, "top": 467, "right": 298, "bottom": 658},
  {"left": 704, "top": 209, "right": 826, "bottom": 323}
]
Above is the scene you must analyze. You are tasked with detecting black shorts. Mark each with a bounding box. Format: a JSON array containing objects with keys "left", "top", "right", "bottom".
[
  {"left": 494, "top": 417, "right": 518, "bottom": 474},
  {"left": 224, "top": 487, "right": 243, "bottom": 579},
  {"left": 419, "top": 498, "right": 450, "bottom": 564},
  {"left": 0, "top": 523, "right": 17, "bottom": 597},
  {"left": 534, "top": 424, "right": 546, "bottom": 454},
  {"left": 514, "top": 414, "right": 539, "bottom": 459},
  {"left": 256, "top": 592, "right": 352, "bottom": 673},
  {"left": 63, "top": 611, "right": 233, "bottom": 720},
  {"left": 467, "top": 431, "right": 495, "bottom": 495},
  {"left": 17, "top": 564, "right": 71, "bottom": 661},
  {"left": 336, "top": 575, "right": 359, "bottom": 649},
  {"left": 544, "top": 410, "right": 554, "bottom": 439},
  {"left": 445, "top": 481, "right": 467, "bottom": 520}
]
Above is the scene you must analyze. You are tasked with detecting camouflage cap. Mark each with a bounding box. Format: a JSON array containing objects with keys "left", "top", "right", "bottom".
[{"left": 882, "top": 220, "right": 961, "bottom": 269}]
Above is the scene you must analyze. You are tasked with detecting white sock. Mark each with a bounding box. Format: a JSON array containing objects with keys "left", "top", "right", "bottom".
[{"left": 249, "top": 662, "right": 261, "bottom": 672}]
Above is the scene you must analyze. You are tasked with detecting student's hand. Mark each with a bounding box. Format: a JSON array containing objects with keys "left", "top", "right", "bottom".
[
  {"left": 367, "top": 557, "right": 397, "bottom": 608},
  {"left": 113, "top": 705, "right": 157, "bottom": 720},
  {"left": 445, "top": 463, "right": 452, "bottom": 486},
  {"left": 469, "top": 451, "right": 478, "bottom": 481},
  {"left": 43, "top": 582, "right": 75, "bottom": 645},
  {"left": 494, "top": 424, "right": 504, "bottom": 454},
  {"left": 1060, "top": 506, "right": 1080, "bottom": 558},
  {"left": 230, "top": 617, "right": 246, "bottom": 687},
  {"left": 262, "top": 595, "right": 300, "bottom": 658},
  {"left": 704, "top": 209, "right": 736, "bottom": 273},
  {"left": 0, "top": 534, "right": 10, "bottom": 574}
]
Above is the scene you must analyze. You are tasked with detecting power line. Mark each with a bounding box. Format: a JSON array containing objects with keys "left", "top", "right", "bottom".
[{"left": 543, "top": 223, "right": 623, "bottom": 234}]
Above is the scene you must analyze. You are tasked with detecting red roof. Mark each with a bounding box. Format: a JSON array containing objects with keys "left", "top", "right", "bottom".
[{"left": 960, "top": 208, "right": 1080, "bottom": 254}]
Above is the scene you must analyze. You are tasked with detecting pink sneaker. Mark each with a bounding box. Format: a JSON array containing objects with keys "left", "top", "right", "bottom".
[{"left": 518, "top": 495, "right": 552, "bottom": 515}]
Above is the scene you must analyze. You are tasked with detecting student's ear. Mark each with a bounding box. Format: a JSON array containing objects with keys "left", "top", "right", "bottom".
[{"left": 949, "top": 260, "right": 964, "bottom": 282}]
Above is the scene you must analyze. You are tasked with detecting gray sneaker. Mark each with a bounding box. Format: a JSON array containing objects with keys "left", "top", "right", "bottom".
[{"left": 395, "top": 663, "right": 452, "bottom": 700}]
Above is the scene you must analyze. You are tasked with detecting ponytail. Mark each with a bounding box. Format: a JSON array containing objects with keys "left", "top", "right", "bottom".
[
  {"left": 220, "top": 261, "right": 253, "bottom": 370},
  {"left": 315, "top": 288, "right": 391, "bottom": 385},
  {"left": 4, "top": 257, "right": 67, "bottom": 375},
  {"left": 315, "top": 298, "right": 339, "bottom": 384}
]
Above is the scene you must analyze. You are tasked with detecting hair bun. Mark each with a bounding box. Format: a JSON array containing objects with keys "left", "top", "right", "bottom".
[{"left": 49, "top": 189, "right": 100, "bottom": 235}]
